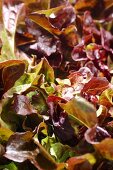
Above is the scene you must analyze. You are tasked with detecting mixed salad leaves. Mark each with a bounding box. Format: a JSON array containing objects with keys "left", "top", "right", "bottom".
[{"left": 0, "top": 0, "right": 113, "bottom": 169}]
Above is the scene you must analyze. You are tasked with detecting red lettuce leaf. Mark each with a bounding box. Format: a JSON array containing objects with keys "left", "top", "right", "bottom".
[
  {"left": 47, "top": 97, "right": 78, "bottom": 146},
  {"left": 82, "top": 77, "right": 109, "bottom": 95}
]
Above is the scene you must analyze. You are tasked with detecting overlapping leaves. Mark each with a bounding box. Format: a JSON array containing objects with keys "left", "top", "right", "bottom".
[{"left": 0, "top": 0, "right": 113, "bottom": 170}]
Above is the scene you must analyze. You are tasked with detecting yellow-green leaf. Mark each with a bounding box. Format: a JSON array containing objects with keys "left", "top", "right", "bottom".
[
  {"left": 99, "top": 88, "right": 113, "bottom": 107},
  {"left": 60, "top": 97, "right": 97, "bottom": 128},
  {"left": 0, "top": 127, "right": 14, "bottom": 142}
]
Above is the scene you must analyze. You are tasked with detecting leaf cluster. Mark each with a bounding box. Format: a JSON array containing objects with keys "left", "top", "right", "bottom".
[{"left": 0, "top": 0, "right": 113, "bottom": 170}]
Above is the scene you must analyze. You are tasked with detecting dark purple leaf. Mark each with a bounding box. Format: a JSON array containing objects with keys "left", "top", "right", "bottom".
[
  {"left": 2, "top": 61, "right": 25, "bottom": 92},
  {"left": 47, "top": 98, "right": 78, "bottom": 146},
  {"left": 101, "top": 28, "right": 113, "bottom": 54},
  {"left": 72, "top": 44, "right": 87, "bottom": 61},
  {"left": 50, "top": 0, "right": 68, "bottom": 8},
  {"left": 25, "top": 19, "right": 61, "bottom": 56},
  {"left": 49, "top": 4, "right": 76, "bottom": 30},
  {"left": 85, "top": 125, "right": 111, "bottom": 144},
  {"left": 93, "top": 59, "right": 111, "bottom": 81},
  {"left": 96, "top": 161, "right": 113, "bottom": 170},
  {"left": 20, "top": 19, "right": 63, "bottom": 68},
  {"left": 83, "top": 11, "right": 100, "bottom": 36},
  {"left": 83, "top": 12, "right": 99, "bottom": 41},
  {"left": 22, "top": 113, "right": 42, "bottom": 131}
]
